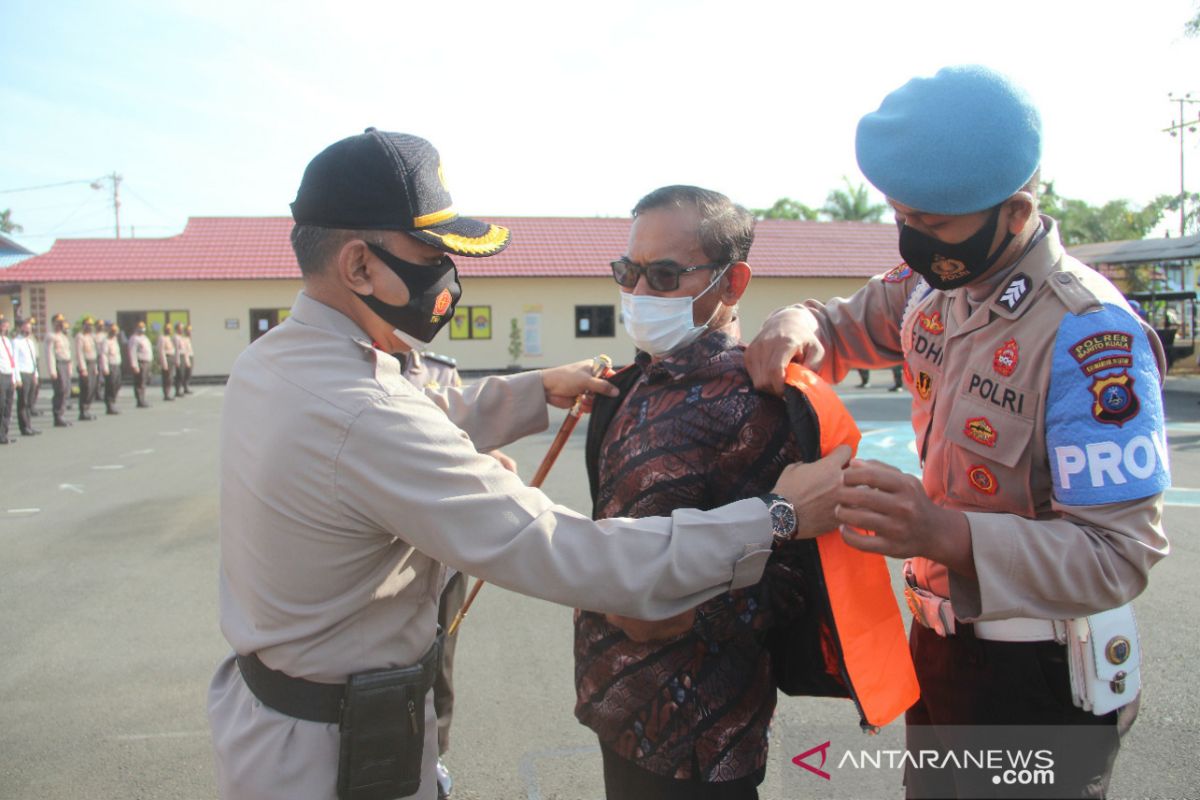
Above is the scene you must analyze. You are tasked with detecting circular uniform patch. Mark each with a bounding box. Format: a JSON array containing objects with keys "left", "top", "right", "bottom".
[{"left": 968, "top": 465, "right": 998, "bottom": 495}]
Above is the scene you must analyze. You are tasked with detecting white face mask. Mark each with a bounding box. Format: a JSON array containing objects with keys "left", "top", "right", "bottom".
[{"left": 620, "top": 268, "right": 727, "bottom": 357}]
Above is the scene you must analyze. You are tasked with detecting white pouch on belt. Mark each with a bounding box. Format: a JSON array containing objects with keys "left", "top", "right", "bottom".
[{"left": 1065, "top": 603, "right": 1140, "bottom": 716}]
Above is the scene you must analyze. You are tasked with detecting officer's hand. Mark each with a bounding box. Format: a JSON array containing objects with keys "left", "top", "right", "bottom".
[
  {"left": 485, "top": 449, "right": 518, "bottom": 473},
  {"left": 833, "top": 459, "right": 975, "bottom": 577},
  {"left": 772, "top": 444, "right": 853, "bottom": 538},
  {"left": 542, "top": 360, "right": 619, "bottom": 409},
  {"left": 745, "top": 306, "right": 826, "bottom": 396},
  {"left": 605, "top": 609, "right": 695, "bottom": 643}
]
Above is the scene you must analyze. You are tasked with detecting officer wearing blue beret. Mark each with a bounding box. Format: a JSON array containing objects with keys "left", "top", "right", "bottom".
[{"left": 747, "top": 66, "right": 1169, "bottom": 797}]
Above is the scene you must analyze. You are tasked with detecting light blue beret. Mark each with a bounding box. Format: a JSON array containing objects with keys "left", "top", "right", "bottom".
[{"left": 855, "top": 65, "right": 1042, "bottom": 215}]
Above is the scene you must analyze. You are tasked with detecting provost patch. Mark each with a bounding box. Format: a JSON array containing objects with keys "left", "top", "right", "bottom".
[
  {"left": 883, "top": 264, "right": 913, "bottom": 283},
  {"left": 993, "top": 338, "right": 1019, "bottom": 377},
  {"left": 964, "top": 416, "right": 998, "bottom": 447},
  {"left": 1091, "top": 371, "right": 1140, "bottom": 427},
  {"left": 968, "top": 465, "right": 998, "bottom": 494},
  {"left": 918, "top": 311, "right": 945, "bottom": 335},
  {"left": 1047, "top": 303, "right": 1168, "bottom": 506}
]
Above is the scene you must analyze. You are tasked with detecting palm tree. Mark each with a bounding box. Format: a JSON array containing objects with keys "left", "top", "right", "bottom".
[
  {"left": 752, "top": 197, "right": 818, "bottom": 221},
  {"left": 820, "top": 178, "right": 887, "bottom": 222}
]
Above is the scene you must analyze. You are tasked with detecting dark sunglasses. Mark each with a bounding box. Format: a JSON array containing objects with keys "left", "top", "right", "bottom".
[{"left": 609, "top": 259, "right": 728, "bottom": 292}]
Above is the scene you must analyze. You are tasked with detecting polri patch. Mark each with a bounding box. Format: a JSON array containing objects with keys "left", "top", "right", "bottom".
[
  {"left": 996, "top": 274, "right": 1030, "bottom": 312},
  {"left": 918, "top": 311, "right": 945, "bottom": 335},
  {"left": 968, "top": 465, "right": 998, "bottom": 494},
  {"left": 964, "top": 416, "right": 998, "bottom": 447},
  {"left": 1090, "top": 371, "right": 1140, "bottom": 427},
  {"left": 883, "top": 264, "right": 913, "bottom": 283},
  {"left": 993, "top": 338, "right": 1019, "bottom": 377},
  {"left": 967, "top": 372, "right": 1029, "bottom": 416}
]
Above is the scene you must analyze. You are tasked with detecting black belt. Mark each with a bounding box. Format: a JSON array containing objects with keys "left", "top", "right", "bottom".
[{"left": 236, "top": 636, "right": 443, "bottom": 725}]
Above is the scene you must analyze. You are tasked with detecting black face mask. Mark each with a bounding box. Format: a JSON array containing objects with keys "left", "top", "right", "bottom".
[
  {"left": 897, "top": 205, "right": 1015, "bottom": 290},
  {"left": 357, "top": 243, "right": 462, "bottom": 344}
]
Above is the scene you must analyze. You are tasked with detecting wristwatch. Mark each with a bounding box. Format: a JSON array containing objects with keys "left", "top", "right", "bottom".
[{"left": 759, "top": 492, "right": 797, "bottom": 540}]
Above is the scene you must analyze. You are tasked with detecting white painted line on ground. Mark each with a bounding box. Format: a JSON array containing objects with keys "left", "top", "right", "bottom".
[
  {"left": 7, "top": 508, "right": 41, "bottom": 515},
  {"left": 92, "top": 464, "right": 126, "bottom": 471},
  {"left": 59, "top": 483, "right": 84, "bottom": 494},
  {"left": 122, "top": 448, "right": 155, "bottom": 456},
  {"left": 109, "top": 730, "right": 210, "bottom": 742}
]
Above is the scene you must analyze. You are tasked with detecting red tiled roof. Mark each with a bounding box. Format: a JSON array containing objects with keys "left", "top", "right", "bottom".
[{"left": 1, "top": 216, "right": 900, "bottom": 283}]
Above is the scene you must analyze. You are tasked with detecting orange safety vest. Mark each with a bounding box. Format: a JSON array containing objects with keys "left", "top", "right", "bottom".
[{"left": 769, "top": 363, "right": 919, "bottom": 729}]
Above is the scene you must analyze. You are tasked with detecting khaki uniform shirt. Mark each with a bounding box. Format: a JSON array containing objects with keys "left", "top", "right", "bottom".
[
  {"left": 157, "top": 333, "right": 175, "bottom": 369},
  {"left": 74, "top": 332, "right": 96, "bottom": 374},
  {"left": 208, "top": 291, "right": 773, "bottom": 800},
  {"left": 46, "top": 331, "right": 71, "bottom": 379},
  {"left": 181, "top": 335, "right": 194, "bottom": 367},
  {"left": 129, "top": 333, "right": 152, "bottom": 364},
  {"left": 782, "top": 219, "right": 1168, "bottom": 621},
  {"left": 100, "top": 336, "right": 122, "bottom": 372}
]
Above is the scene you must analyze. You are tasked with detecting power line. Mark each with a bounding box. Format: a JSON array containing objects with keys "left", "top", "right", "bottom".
[{"left": 0, "top": 178, "right": 101, "bottom": 194}]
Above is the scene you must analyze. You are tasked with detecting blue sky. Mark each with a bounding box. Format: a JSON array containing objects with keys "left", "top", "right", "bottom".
[{"left": 2, "top": 0, "right": 1197, "bottom": 252}]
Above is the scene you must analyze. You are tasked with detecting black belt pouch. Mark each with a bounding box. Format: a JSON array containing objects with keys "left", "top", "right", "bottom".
[{"left": 336, "top": 663, "right": 427, "bottom": 800}]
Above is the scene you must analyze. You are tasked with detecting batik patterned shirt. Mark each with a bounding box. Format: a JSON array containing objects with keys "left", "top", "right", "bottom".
[{"left": 574, "top": 323, "right": 806, "bottom": 782}]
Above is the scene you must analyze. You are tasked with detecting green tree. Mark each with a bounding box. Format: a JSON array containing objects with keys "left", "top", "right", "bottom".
[
  {"left": 508, "top": 318, "right": 523, "bottom": 368},
  {"left": 752, "top": 197, "right": 817, "bottom": 220},
  {"left": 1038, "top": 181, "right": 1173, "bottom": 247},
  {"left": 0, "top": 208, "right": 22, "bottom": 234},
  {"left": 819, "top": 178, "right": 887, "bottom": 222},
  {"left": 1185, "top": 5, "right": 1199, "bottom": 35}
]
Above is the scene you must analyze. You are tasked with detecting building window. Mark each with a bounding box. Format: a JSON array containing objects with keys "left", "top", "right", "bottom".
[
  {"left": 575, "top": 305, "right": 614, "bottom": 338},
  {"left": 449, "top": 305, "right": 492, "bottom": 340},
  {"left": 249, "top": 308, "right": 290, "bottom": 342}
]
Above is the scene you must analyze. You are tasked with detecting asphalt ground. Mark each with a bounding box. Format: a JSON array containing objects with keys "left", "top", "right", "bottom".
[{"left": 0, "top": 370, "right": 1197, "bottom": 799}]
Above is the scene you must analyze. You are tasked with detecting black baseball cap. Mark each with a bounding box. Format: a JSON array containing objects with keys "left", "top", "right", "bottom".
[{"left": 290, "top": 128, "right": 510, "bottom": 257}]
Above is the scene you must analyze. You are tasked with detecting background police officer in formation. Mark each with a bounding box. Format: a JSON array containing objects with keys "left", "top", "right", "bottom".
[{"left": 0, "top": 314, "right": 198, "bottom": 437}]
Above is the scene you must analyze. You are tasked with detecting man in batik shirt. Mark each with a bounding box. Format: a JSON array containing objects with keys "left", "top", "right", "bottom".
[{"left": 577, "top": 185, "right": 807, "bottom": 800}]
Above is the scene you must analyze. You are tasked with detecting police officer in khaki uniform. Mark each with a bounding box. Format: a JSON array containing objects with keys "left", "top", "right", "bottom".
[
  {"left": 398, "top": 348, "right": 513, "bottom": 799},
  {"left": 157, "top": 325, "right": 176, "bottom": 401},
  {"left": 100, "top": 321, "right": 123, "bottom": 414},
  {"left": 746, "top": 66, "right": 1169, "bottom": 798},
  {"left": 14, "top": 317, "right": 41, "bottom": 436},
  {"left": 172, "top": 323, "right": 186, "bottom": 397},
  {"left": 128, "top": 321, "right": 153, "bottom": 407},
  {"left": 207, "top": 129, "right": 849, "bottom": 800},
  {"left": 180, "top": 324, "right": 195, "bottom": 394},
  {"left": 74, "top": 317, "right": 98, "bottom": 421},
  {"left": 0, "top": 315, "right": 19, "bottom": 444},
  {"left": 46, "top": 314, "right": 73, "bottom": 427}
]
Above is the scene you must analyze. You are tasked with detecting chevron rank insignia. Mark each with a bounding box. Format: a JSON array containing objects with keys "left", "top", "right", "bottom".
[{"left": 996, "top": 274, "right": 1030, "bottom": 312}]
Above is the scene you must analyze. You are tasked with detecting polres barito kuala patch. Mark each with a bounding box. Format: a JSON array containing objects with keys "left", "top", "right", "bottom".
[{"left": 1046, "top": 304, "right": 1169, "bottom": 505}]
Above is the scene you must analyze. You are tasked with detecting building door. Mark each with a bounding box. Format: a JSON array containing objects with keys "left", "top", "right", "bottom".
[{"left": 249, "top": 308, "right": 290, "bottom": 343}]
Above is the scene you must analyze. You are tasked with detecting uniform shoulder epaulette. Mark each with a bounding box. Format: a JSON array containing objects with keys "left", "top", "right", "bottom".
[
  {"left": 1046, "top": 267, "right": 1104, "bottom": 317},
  {"left": 421, "top": 350, "right": 457, "bottom": 367}
]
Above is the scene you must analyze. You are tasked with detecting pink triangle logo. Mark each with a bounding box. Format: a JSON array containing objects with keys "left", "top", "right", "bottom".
[{"left": 792, "top": 740, "right": 832, "bottom": 780}]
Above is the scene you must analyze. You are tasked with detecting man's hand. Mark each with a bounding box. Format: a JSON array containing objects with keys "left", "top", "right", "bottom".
[
  {"left": 131, "top": 364, "right": 139, "bottom": 374},
  {"left": 833, "top": 459, "right": 975, "bottom": 578},
  {"left": 771, "top": 444, "right": 853, "bottom": 537},
  {"left": 605, "top": 609, "right": 695, "bottom": 643},
  {"left": 744, "top": 307, "right": 826, "bottom": 396},
  {"left": 541, "top": 360, "right": 619, "bottom": 409}
]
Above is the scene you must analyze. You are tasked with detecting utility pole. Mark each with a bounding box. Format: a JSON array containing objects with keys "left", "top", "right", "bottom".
[
  {"left": 1165, "top": 93, "right": 1199, "bottom": 237},
  {"left": 91, "top": 172, "right": 123, "bottom": 238}
]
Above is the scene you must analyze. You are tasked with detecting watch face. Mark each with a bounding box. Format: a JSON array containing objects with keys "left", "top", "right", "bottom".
[{"left": 771, "top": 501, "right": 797, "bottom": 536}]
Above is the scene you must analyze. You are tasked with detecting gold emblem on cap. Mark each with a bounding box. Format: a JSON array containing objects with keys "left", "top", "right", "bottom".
[
  {"left": 1105, "top": 636, "right": 1131, "bottom": 665},
  {"left": 437, "top": 162, "right": 449, "bottom": 191}
]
